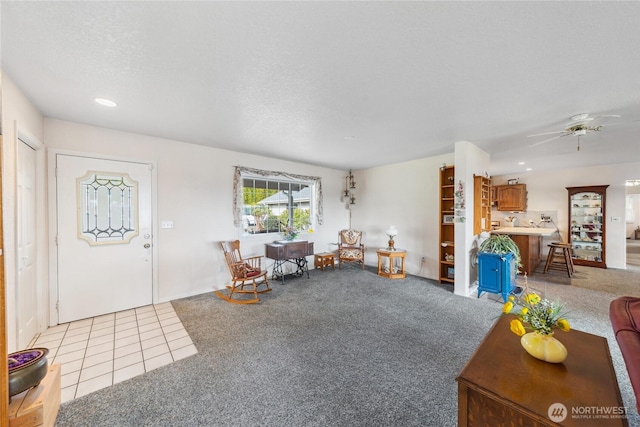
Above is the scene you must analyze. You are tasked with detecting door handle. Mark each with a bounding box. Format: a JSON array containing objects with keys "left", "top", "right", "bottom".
[{"left": 144, "top": 243, "right": 151, "bottom": 249}]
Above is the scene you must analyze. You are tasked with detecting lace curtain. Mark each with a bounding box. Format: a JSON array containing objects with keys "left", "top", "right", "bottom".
[{"left": 233, "top": 166, "right": 323, "bottom": 228}]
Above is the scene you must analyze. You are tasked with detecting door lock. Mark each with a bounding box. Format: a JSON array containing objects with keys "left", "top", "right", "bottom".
[{"left": 144, "top": 243, "right": 151, "bottom": 249}]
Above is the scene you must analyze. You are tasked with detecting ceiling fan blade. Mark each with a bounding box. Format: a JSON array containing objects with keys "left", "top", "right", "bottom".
[
  {"left": 592, "top": 114, "right": 621, "bottom": 119},
  {"left": 598, "top": 119, "right": 639, "bottom": 128},
  {"left": 567, "top": 114, "right": 622, "bottom": 127},
  {"left": 527, "top": 130, "right": 567, "bottom": 138},
  {"left": 529, "top": 134, "right": 564, "bottom": 147}
]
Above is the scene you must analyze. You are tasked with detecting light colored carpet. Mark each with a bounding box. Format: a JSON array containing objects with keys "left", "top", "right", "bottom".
[
  {"left": 525, "top": 240, "right": 640, "bottom": 296},
  {"left": 53, "top": 262, "right": 640, "bottom": 426}
]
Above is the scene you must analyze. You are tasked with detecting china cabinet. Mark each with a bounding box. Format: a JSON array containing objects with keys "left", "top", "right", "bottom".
[
  {"left": 439, "top": 166, "right": 455, "bottom": 284},
  {"left": 567, "top": 185, "right": 608, "bottom": 268}
]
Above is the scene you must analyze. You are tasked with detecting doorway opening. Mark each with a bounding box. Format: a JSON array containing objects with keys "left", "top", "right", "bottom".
[{"left": 625, "top": 179, "right": 640, "bottom": 270}]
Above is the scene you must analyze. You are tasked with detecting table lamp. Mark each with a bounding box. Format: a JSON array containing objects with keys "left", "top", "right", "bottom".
[{"left": 386, "top": 225, "right": 398, "bottom": 251}]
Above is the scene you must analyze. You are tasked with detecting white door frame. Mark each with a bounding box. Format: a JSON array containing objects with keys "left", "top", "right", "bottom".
[{"left": 47, "top": 149, "right": 159, "bottom": 326}]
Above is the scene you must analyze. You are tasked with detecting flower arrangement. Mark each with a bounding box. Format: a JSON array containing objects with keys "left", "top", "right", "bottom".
[
  {"left": 502, "top": 289, "right": 570, "bottom": 337},
  {"left": 282, "top": 225, "right": 298, "bottom": 241}
]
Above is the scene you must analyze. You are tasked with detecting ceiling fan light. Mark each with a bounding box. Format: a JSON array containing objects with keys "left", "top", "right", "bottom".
[
  {"left": 570, "top": 113, "right": 590, "bottom": 121},
  {"left": 95, "top": 98, "right": 117, "bottom": 107}
]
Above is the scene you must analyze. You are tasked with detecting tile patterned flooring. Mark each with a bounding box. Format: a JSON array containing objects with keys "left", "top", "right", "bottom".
[{"left": 28, "top": 302, "right": 197, "bottom": 404}]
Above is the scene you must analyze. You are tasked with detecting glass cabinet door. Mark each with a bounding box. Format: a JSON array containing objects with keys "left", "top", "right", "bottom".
[{"left": 567, "top": 185, "right": 609, "bottom": 268}]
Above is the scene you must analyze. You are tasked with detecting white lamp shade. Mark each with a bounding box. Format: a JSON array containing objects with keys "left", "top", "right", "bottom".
[{"left": 386, "top": 226, "right": 398, "bottom": 237}]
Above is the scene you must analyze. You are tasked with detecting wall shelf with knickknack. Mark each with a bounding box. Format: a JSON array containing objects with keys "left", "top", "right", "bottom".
[
  {"left": 473, "top": 175, "right": 491, "bottom": 234},
  {"left": 439, "top": 166, "right": 455, "bottom": 284},
  {"left": 567, "top": 185, "right": 608, "bottom": 268}
]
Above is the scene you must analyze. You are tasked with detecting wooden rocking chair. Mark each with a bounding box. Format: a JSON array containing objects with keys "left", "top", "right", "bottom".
[{"left": 216, "top": 240, "right": 271, "bottom": 304}]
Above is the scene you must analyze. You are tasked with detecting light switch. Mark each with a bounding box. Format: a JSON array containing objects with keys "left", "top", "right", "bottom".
[{"left": 161, "top": 220, "right": 174, "bottom": 229}]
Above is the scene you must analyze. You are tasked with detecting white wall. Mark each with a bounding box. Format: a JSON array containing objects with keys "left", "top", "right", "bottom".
[
  {"left": 454, "top": 141, "right": 491, "bottom": 297},
  {"left": 1, "top": 74, "right": 46, "bottom": 352},
  {"left": 353, "top": 141, "right": 490, "bottom": 299},
  {"left": 493, "top": 162, "right": 640, "bottom": 269},
  {"left": 44, "top": 119, "right": 349, "bottom": 304},
  {"left": 352, "top": 153, "right": 454, "bottom": 280},
  {"left": 3, "top": 68, "right": 638, "bottom": 353}
]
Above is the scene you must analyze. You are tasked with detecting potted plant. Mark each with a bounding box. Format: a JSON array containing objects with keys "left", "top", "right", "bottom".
[{"left": 478, "top": 234, "right": 522, "bottom": 270}]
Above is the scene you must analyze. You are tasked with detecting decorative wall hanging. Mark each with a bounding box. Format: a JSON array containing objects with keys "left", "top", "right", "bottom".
[{"left": 454, "top": 180, "right": 466, "bottom": 222}]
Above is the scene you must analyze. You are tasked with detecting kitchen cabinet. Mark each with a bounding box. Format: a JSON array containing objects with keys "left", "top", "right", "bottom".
[
  {"left": 568, "top": 185, "right": 608, "bottom": 268},
  {"left": 473, "top": 175, "right": 491, "bottom": 234},
  {"left": 439, "top": 166, "right": 455, "bottom": 284},
  {"left": 494, "top": 184, "right": 527, "bottom": 211}
]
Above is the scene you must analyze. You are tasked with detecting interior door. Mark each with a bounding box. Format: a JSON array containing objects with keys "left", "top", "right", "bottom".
[
  {"left": 17, "top": 139, "right": 38, "bottom": 348},
  {"left": 56, "top": 154, "right": 153, "bottom": 323}
]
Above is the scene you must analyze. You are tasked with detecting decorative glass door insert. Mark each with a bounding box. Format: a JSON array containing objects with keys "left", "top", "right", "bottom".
[{"left": 77, "top": 171, "right": 138, "bottom": 245}]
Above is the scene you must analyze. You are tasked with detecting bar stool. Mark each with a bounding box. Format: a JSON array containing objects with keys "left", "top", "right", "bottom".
[{"left": 543, "top": 243, "right": 575, "bottom": 277}]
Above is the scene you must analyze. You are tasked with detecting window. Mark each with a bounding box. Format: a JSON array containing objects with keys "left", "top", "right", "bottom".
[
  {"left": 233, "top": 166, "right": 323, "bottom": 236},
  {"left": 241, "top": 178, "right": 312, "bottom": 235},
  {"left": 77, "top": 171, "right": 138, "bottom": 245}
]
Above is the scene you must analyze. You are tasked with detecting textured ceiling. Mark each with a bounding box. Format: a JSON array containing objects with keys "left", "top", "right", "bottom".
[{"left": 1, "top": 1, "right": 639, "bottom": 175}]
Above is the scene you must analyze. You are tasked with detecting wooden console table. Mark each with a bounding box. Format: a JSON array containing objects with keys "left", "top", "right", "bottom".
[
  {"left": 457, "top": 315, "right": 628, "bottom": 426},
  {"left": 265, "top": 240, "right": 314, "bottom": 283}
]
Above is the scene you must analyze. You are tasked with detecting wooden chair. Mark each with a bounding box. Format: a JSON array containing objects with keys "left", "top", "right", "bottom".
[
  {"left": 216, "top": 240, "right": 271, "bottom": 304},
  {"left": 338, "top": 229, "right": 365, "bottom": 270}
]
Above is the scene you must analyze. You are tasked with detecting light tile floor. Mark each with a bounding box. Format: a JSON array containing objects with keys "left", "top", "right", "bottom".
[{"left": 28, "top": 302, "right": 197, "bottom": 404}]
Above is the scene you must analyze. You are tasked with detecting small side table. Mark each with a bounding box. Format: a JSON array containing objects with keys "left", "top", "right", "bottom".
[
  {"left": 314, "top": 252, "right": 335, "bottom": 271},
  {"left": 377, "top": 249, "right": 407, "bottom": 279}
]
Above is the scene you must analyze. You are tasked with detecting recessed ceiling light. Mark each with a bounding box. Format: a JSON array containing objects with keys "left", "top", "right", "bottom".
[
  {"left": 94, "top": 98, "right": 117, "bottom": 107},
  {"left": 526, "top": 168, "right": 532, "bottom": 171},
  {"left": 518, "top": 162, "right": 525, "bottom": 165}
]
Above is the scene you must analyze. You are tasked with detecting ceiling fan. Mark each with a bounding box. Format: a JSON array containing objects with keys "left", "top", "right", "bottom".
[{"left": 528, "top": 113, "right": 620, "bottom": 151}]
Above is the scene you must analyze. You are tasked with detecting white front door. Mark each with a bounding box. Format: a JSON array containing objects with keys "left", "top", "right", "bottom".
[
  {"left": 17, "top": 140, "right": 38, "bottom": 348},
  {"left": 56, "top": 154, "right": 153, "bottom": 323}
]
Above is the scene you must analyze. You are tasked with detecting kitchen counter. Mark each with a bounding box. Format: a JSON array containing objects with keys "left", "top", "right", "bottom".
[
  {"left": 493, "top": 227, "right": 555, "bottom": 236},
  {"left": 491, "top": 227, "right": 555, "bottom": 275}
]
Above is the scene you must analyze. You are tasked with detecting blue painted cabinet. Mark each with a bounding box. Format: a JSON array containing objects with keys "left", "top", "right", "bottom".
[{"left": 478, "top": 252, "right": 516, "bottom": 302}]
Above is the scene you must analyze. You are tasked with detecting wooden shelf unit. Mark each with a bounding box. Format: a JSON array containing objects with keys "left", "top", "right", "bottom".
[
  {"left": 439, "top": 166, "right": 455, "bottom": 284},
  {"left": 473, "top": 175, "right": 491, "bottom": 235}
]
